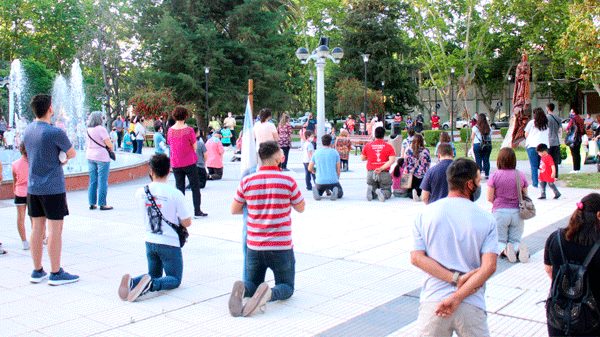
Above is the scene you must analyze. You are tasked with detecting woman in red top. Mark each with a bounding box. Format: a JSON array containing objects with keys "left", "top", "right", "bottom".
[{"left": 167, "top": 106, "right": 207, "bottom": 217}]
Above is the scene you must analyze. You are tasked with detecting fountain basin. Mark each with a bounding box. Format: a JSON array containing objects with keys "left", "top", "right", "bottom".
[{"left": 0, "top": 151, "right": 149, "bottom": 200}]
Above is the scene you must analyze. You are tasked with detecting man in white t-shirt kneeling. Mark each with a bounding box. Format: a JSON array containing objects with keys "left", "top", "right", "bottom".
[
  {"left": 119, "top": 153, "right": 192, "bottom": 302},
  {"left": 411, "top": 158, "right": 498, "bottom": 336}
]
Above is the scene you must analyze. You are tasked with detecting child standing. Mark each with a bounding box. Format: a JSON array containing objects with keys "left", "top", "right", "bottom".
[
  {"left": 12, "top": 143, "right": 30, "bottom": 250},
  {"left": 109, "top": 127, "right": 118, "bottom": 150},
  {"left": 123, "top": 131, "right": 133, "bottom": 152},
  {"left": 391, "top": 158, "right": 406, "bottom": 197},
  {"left": 537, "top": 143, "right": 561, "bottom": 199},
  {"left": 302, "top": 130, "right": 316, "bottom": 190}
]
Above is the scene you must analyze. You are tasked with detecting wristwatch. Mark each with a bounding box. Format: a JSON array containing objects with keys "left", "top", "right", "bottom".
[{"left": 451, "top": 271, "right": 461, "bottom": 286}]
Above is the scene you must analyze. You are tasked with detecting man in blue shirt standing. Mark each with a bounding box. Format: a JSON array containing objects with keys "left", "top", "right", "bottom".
[
  {"left": 420, "top": 143, "right": 454, "bottom": 205},
  {"left": 308, "top": 134, "right": 343, "bottom": 200},
  {"left": 24, "top": 94, "right": 79, "bottom": 285}
]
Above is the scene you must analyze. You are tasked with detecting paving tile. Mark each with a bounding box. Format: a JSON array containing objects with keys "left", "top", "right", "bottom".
[
  {"left": 38, "top": 316, "right": 111, "bottom": 336},
  {"left": 3, "top": 319, "right": 31, "bottom": 337},
  {"left": 120, "top": 315, "right": 192, "bottom": 336}
]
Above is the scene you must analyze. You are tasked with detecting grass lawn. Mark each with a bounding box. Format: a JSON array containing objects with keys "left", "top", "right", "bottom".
[
  {"left": 560, "top": 173, "right": 600, "bottom": 189},
  {"left": 425, "top": 141, "right": 529, "bottom": 161}
]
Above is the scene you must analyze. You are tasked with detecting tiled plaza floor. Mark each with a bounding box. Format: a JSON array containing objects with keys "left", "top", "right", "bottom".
[{"left": 0, "top": 144, "right": 597, "bottom": 337}]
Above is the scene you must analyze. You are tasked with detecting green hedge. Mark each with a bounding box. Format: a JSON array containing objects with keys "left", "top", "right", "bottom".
[
  {"left": 234, "top": 125, "right": 243, "bottom": 135},
  {"left": 460, "top": 128, "right": 470, "bottom": 142},
  {"left": 423, "top": 130, "right": 443, "bottom": 147},
  {"left": 186, "top": 117, "right": 196, "bottom": 127},
  {"left": 560, "top": 144, "right": 568, "bottom": 160},
  {"left": 500, "top": 127, "right": 508, "bottom": 138}
]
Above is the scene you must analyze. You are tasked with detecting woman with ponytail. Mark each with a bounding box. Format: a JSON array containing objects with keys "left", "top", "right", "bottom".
[{"left": 544, "top": 193, "right": 600, "bottom": 336}]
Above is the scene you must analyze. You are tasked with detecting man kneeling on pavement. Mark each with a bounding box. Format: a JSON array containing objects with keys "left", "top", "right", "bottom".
[{"left": 308, "top": 134, "right": 343, "bottom": 200}]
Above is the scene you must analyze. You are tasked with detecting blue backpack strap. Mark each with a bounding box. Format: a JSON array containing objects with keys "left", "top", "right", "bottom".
[
  {"left": 583, "top": 240, "right": 600, "bottom": 269},
  {"left": 556, "top": 229, "right": 566, "bottom": 265}
]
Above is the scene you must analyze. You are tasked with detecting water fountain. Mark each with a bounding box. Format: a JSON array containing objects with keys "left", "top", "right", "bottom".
[{"left": 0, "top": 59, "right": 149, "bottom": 199}]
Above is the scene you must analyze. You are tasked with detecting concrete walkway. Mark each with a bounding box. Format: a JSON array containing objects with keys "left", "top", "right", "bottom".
[{"left": 0, "top": 144, "right": 596, "bottom": 336}]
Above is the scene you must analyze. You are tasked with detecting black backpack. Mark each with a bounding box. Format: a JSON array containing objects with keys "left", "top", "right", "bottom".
[
  {"left": 477, "top": 127, "right": 492, "bottom": 151},
  {"left": 565, "top": 122, "right": 579, "bottom": 148},
  {"left": 546, "top": 230, "right": 600, "bottom": 335}
]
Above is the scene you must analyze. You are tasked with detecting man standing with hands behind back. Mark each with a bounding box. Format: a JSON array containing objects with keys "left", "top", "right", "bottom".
[
  {"left": 411, "top": 158, "right": 498, "bottom": 336},
  {"left": 24, "top": 94, "right": 79, "bottom": 285}
]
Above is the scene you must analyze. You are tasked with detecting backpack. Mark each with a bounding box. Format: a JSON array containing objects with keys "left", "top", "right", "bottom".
[
  {"left": 565, "top": 122, "right": 579, "bottom": 147},
  {"left": 546, "top": 230, "right": 600, "bottom": 335},
  {"left": 477, "top": 127, "right": 492, "bottom": 151}
]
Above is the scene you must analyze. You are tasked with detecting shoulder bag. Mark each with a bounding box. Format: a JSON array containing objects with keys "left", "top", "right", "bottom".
[
  {"left": 516, "top": 170, "right": 536, "bottom": 219},
  {"left": 88, "top": 130, "right": 116, "bottom": 161},
  {"left": 144, "top": 186, "right": 188, "bottom": 247}
]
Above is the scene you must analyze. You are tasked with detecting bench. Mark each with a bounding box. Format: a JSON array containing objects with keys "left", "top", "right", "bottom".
[
  {"left": 348, "top": 135, "right": 372, "bottom": 155},
  {"left": 145, "top": 132, "right": 154, "bottom": 147}
]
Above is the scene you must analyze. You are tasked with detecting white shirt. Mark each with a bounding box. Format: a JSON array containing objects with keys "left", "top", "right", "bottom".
[
  {"left": 136, "top": 182, "right": 191, "bottom": 247},
  {"left": 524, "top": 120, "right": 549, "bottom": 148},
  {"left": 302, "top": 141, "right": 314, "bottom": 163},
  {"left": 135, "top": 122, "right": 146, "bottom": 140},
  {"left": 412, "top": 197, "right": 498, "bottom": 311}
]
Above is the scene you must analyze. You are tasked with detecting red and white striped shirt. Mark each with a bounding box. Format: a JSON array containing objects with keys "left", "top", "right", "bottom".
[{"left": 234, "top": 166, "right": 304, "bottom": 251}]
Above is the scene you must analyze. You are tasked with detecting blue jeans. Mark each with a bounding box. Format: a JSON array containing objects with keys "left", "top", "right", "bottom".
[
  {"left": 136, "top": 140, "right": 144, "bottom": 154},
  {"left": 473, "top": 143, "right": 491, "bottom": 177},
  {"left": 527, "top": 147, "right": 540, "bottom": 188},
  {"left": 245, "top": 249, "right": 295, "bottom": 302},
  {"left": 303, "top": 163, "right": 315, "bottom": 190},
  {"left": 132, "top": 242, "right": 183, "bottom": 292},
  {"left": 88, "top": 160, "right": 110, "bottom": 206}
]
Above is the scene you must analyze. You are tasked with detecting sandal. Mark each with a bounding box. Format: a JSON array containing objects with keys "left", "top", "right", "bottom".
[{"left": 0, "top": 248, "right": 7, "bottom": 255}]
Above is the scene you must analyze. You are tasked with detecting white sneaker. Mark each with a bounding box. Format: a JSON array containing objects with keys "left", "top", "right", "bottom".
[
  {"left": 505, "top": 243, "right": 517, "bottom": 263},
  {"left": 366, "top": 186, "right": 374, "bottom": 201},
  {"left": 375, "top": 189, "right": 385, "bottom": 202},
  {"left": 412, "top": 189, "right": 420, "bottom": 202},
  {"left": 22, "top": 241, "right": 30, "bottom": 250},
  {"left": 518, "top": 243, "right": 529, "bottom": 263},
  {"left": 331, "top": 187, "right": 339, "bottom": 201}
]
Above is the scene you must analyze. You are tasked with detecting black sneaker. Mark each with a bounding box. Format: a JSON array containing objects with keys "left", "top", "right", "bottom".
[
  {"left": 127, "top": 274, "right": 152, "bottom": 302},
  {"left": 554, "top": 193, "right": 561, "bottom": 200},
  {"left": 538, "top": 195, "right": 546, "bottom": 200},
  {"left": 195, "top": 211, "right": 208, "bottom": 218}
]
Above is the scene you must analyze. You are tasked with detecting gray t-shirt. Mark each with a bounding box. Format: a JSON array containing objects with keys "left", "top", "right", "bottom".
[
  {"left": 23, "top": 121, "right": 73, "bottom": 195},
  {"left": 547, "top": 113, "right": 561, "bottom": 147},
  {"left": 112, "top": 119, "right": 124, "bottom": 131},
  {"left": 412, "top": 197, "right": 498, "bottom": 311},
  {"left": 196, "top": 139, "right": 207, "bottom": 168}
]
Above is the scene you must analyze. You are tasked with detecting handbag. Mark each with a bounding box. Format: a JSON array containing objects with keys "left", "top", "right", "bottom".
[
  {"left": 87, "top": 130, "right": 116, "bottom": 161},
  {"left": 516, "top": 170, "right": 536, "bottom": 219},
  {"left": 144, "top": 186, "right": 189, "bottom": 247},
  {"left": 400, "top": 173, "right": 413, "bottom": 189}
]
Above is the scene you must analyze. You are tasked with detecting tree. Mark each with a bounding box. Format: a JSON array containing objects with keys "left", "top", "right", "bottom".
[
  {"left": 560, "top": 0, "right": 600, "bottom": 96},
  {"left": 408, "top": 0, "right": 493, "bottom": 123},
  {"left": 334, "top": 0, "right": 419, "bottom": 117},
  {"left": 129, "top": 87, "right": 177, "bottom": 118},
  {"left": 334, "top": 77, "right": 384, "bottom": 119}
]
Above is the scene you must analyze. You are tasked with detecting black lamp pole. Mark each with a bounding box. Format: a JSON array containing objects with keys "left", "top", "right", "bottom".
[
  {"left": 450, "top": 67, "right": 455, "bottom": 140},
  {"left": 205, "top": 67, "right": 210, "bottom": 127},
  {"left": 362, "top": 54, "right": 370, "bottom": 121}
]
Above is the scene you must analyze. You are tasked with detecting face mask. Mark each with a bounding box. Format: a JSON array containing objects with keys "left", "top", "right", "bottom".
[
  {"left": 308, "top": 137, "right": 314, "bottom": 142},
  {"left": 570, "top": 112, "right": 575, "bottom": 117},
  {"left": 470, "top": 183, "right": 481, "bottom": 202}
]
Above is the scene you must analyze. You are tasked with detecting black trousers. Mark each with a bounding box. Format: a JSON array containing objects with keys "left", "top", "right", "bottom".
[
  {"left": 132, "top": 133, "right": 138, "bottom": 153},
  {"left": 197, "top": 166, "right": 207, "bottom": 189},
  {"left": 173, "top": 164, "right": 201, "bottom": 214},
  {"left": 117, "top": 130, "right": 123, "bottom": 148},
  {"left": 280, "top": 146, "right": 290, "bottom": 169},
  {"left": 548, "top": 145, "right": 561, "bottom": 178},
  {"left": 208, "top": 167, "right": 223, "bottom": 180},
  {"left": 570, "top": 142, "right": 582, "bottom": 171}
]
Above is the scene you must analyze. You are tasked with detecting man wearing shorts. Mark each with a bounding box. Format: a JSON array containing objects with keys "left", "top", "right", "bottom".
[{"left": 24, "top": 94, "right": 78, "bottom": 285}]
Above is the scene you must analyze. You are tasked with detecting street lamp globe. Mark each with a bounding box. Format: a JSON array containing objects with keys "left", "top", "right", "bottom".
[
  {"left": 316, "top": 45, "right": 330, "bottom": 58},
  {"left": 450, "top": 67, "right": 455, "bottom": 74},
  {"left": 295, "top": 47, "right": 310, "bottom": 61},
  {"left": 331, "top": 47, "right": 344, "bottom": 62},
  {"left": 205, "top": 67, "right": 210, "bottom": 74},
  {"left": 362, "top": 54, "right": 370, "bottom": 63},
  {"left": 508, "top": 74, "right": 512, "bottom": 81}
]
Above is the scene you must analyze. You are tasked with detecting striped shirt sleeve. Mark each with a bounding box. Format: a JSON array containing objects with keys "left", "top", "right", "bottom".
[
  {"left": 234, "top": 180, "right": 246, "bottom": 204},
  {"left": 289, "top": 180, "right": 303, "bottom": 205}
]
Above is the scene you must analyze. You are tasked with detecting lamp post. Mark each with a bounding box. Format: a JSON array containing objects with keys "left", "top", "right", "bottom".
[
  {"left": 547, "top": 81, "right": 551, "bottom": 105},
  {"left": 362, "top": 54, "right": 370, "bottom": 122},
  {"left": 450, "top": 67, "right": 455, "bottom": 140},
  {"left": 309, "top": 74, "right": 314, "bottom": 113},
  {"left": 205, "top": 67, "right": 210, "bottom": 127},
  {"left": 296, "top": 39, "right": 344, "bottom": 149},
  {"left": 434, "top": 86, "right": 438, "bottom": 114}
]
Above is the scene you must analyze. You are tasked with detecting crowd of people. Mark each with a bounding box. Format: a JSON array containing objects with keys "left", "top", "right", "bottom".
[{"left": 2, "top": 95, "right": 600, "bottom": 336}]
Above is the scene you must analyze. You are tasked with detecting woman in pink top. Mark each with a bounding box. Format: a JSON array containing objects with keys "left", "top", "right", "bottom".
[
  {"left": 205, "top": 131, "right": 225, "bottom": 180},
  {"left": 87, "top": 111, "right": 114, "bottom": 210},
  {"left": 167, "top": 106, "right": 206, "bottom": 217},
  {"left": 12, "top": 142, "right": 30, "bottom": 250}
]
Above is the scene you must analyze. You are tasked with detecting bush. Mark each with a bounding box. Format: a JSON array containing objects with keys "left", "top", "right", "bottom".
[
  {"left": 234, "top": 125, "right": 243, "bottom": 136},
  {"left": 500, "top": 127, "right": 509, "bottom": 138},
  {"left": 335, "top": 122, "right": 344, "bottom": 131},
  {"left": 186, "top": 117, "right": 196, "bottom": 127},
  {"left": 560, "top": 144, "right": 568, "bottom": 160},
  {"left": 460, "top": 128, "right": 470, "bottom": 142},
  {"left": 423, "top": 130, "right": 443, "bottom": 147}
]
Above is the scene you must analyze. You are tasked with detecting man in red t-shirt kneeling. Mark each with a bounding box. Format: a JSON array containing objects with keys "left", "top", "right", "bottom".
[{"left": 361, "top": 127, "right": 396, "bottom": 202}]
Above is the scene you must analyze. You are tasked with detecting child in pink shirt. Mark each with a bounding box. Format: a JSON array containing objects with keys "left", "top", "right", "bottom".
[
  {"left": 12, "top": 143, "right": 31, "bottom": 250},
  {"left": 391, "top": 158, "right": 406, "bottom": 197}
]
